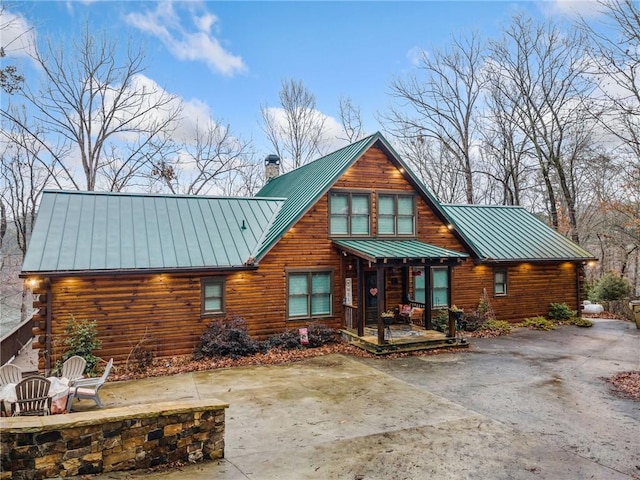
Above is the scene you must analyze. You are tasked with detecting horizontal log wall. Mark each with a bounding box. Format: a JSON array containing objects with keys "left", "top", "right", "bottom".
[{"left": 451, "top": 262, "right": 579, "bottom": 322}]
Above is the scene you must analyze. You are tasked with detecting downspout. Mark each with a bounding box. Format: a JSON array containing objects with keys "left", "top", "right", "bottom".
[{"left": 45, "top": 277, "right": 52, "bottom": 376}]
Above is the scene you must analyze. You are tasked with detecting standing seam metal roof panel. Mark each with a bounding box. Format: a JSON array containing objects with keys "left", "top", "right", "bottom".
[{"left": 21, "top": 191, "right": 286, "bottom": 273}]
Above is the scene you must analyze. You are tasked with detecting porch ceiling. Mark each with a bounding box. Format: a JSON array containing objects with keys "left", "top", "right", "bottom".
[{"left": 333, "top": 239, "right": 468, "bottom": 263}]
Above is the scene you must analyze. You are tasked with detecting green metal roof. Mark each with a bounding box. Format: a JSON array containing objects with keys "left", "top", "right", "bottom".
[
  {"left": 255, "top": 132, "right": 456, "bottom": 260},
  {"left": 21, "top": 191, "right": 285, "bottom": 274},
  {"left": 333, "top": 239, "right": 468, "bottom": 263},
  {"left": 441, "top": 204, "right": 595, "bottom": 262}
]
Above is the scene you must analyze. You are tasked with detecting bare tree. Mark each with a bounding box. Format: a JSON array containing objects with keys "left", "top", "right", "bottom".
[
  {"left": 0, "top": 23, "right": 182, "bottom": 191},
  {"left": 260, "top": 78, "right": 327, "bottom": 171},
  {"left": 0, "top": 3, "right": 27, "bottom": 94},
  {"left": 337, "top": 95, "right": 365, "bottom": 143},
  {"left": 486, "top": 15, "right": 594, "bottom": 242},
  {"left": 385, "top": 32, "right": 486, "bottom": 204},
  {"left": 149, "top": 122, "right": 254, "bottom": 196}
]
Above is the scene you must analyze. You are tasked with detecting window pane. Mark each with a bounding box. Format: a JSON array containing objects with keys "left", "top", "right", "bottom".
[
  {"left": 311, "top": 272, "right": 331, "bottom": 293},
  {"left": 397, "top": 217, "right": 414, "bottom": 235},
  {"left": 398, "top": 196, "right": 414, "bottom": 215},
  {"left": 351, "top": 215, "right": 369, "bottom": 234},
  {"left": 432, "top": 288, "right": 448, "bottom": 307},
  {"left": 205, "top": 283, "right": 221, "bottom": 298},
  {"left": 378, "top": 196, "right": 394, "bottom": 215},
  {"left": 330, "top": 194, "right": 348, "bottom": 214},
  {"left": 289, "top": 296, "right": 309, "bottom": 317},
  {"left": 432, "top": 268, "right": 448, "bottom": 288},
  {"left": 378, "top": 216, "right": 395, "bottom": 234},
  {"left": 330, "top": 216, "right": 348, "bottom": 235},
  {"left": 414, "top": 268, "right": 425, "bottom": 303},
  {"left": 312, "top": 294, "right": 331, "bottom": 315},
  {"left": 352, "top": 195, "right": 369, "bottom": 214},
  {"left": 204, "top": 297, "right": 222, "bottom": 311},
  {"left": 289, "top": 274, "right": 309, "bottom": 295}
]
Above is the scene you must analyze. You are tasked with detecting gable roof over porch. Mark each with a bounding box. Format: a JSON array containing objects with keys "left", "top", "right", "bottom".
[{"left": 333, "top": 239, "right": 468, "bottom": 264}]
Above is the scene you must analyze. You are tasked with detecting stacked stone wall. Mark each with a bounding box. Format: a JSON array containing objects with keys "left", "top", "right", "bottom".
[{"left": 0, "top": 400, "right": 227, "bottom": 479}]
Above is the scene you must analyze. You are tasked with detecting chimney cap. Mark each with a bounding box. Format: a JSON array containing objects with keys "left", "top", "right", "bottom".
[{"left": 264, "top": 154, "right": 280, "bottom": 166}]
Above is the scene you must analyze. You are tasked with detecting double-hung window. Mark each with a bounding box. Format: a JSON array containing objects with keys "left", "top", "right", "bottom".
[
  {"left": 431, "top": 267, "right": 449, "bottom": 308},
  {"left": 202, "top": 278, "right": 225, "bottom": 314},
  {"left": 378, "top": 194, "right": 415, "bottom": 236},
  {"left": 329, "top": 192, "right": 370, "bottom": 236},
  {"left": 288, "top": 271, "right": 333, "bottom": 319},
  {"left": 494, "top": 268, "right": 508, "bottom": 296}
]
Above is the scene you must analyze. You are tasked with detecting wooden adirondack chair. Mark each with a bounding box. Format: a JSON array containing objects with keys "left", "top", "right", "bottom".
[{"left": 11, "top": 376, "right": 51, "bottom": 416}]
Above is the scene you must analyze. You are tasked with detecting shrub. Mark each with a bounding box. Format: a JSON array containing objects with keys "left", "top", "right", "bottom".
[
  {"left": 520, "top": 316, "right": 557, "bottom": 330},
  {"left": 193, "top": 317, "right": 264, "bottom": 360},
  {"left": 478, "top": 320, "right": 511, "bottom": 335},
  {"left": 591, "top": 273, "right": 632, "bottom": 301},
  {"left": 548, "top": 303, "right": 577, "bottom": 322},
  {"left": 432, "top": 309, "right": 449, "bottom": 333},
  {"left": 55, "top": 315, "right": 103, "bottom": 376},
  {"left": 568, "top": 317, "right": 594, "bottom": 328},
  {"left": 265, "top": 330, "right": 303, "bottom": 350},
  {"left": 306, "top": 324, "right": 339, "bottom": 347},
  {"left": 461, "top": 311, "right": 485, "bottom": 332}
]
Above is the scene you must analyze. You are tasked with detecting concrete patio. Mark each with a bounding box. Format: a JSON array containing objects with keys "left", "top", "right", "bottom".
[{"left": 62, "top": 317, "right": 639, "bottom": 480}]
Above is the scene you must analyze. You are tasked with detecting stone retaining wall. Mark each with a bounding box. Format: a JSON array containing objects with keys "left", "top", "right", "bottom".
[{"left": 0, "top": 399, "right": 228, "bottom": 479}]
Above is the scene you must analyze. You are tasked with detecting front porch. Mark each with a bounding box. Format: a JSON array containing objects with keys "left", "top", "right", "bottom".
[{"left": 342, "top": 322, "right": 468, "bottom": 355}]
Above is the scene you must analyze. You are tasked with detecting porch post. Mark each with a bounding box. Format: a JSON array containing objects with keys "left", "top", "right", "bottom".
[
  {"left": 447, "top": 265, "right": 456, "bottom": 338},
  {"left": 357, "top": 259, "right": 364, "bottom": 337},
  {"left": 425, "top": 264, "right": 432, "bottom": 330},
  {"left": 377, "top": 264, "right": 385, "bottom": 345}
]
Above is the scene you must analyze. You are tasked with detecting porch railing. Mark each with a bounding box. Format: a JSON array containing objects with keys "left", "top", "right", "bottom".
[
  {"left": 343, "top": 304, "right": 357, "bottom": 330},
  {"left": 1, "top": 315, "right": 35, "bottom": 366}
]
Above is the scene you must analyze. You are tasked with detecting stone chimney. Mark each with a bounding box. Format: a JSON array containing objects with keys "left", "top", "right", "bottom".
[{"left": 264, "top": 154, "right": 281, "bottom": 182}]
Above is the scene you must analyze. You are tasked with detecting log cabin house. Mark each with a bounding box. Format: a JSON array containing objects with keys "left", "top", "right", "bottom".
[{"left": 20, "top": 132, "right": 595, "bottom": 370}]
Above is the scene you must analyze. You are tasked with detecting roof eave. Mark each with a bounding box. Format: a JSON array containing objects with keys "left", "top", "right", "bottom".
[{"left": 19, "top": 264, "right": 259, "bottom": 278}]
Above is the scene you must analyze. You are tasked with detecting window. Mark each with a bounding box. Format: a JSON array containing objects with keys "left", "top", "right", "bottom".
[
  {"left": 378, "top": 194, "right": 415, "bottom": 236},
  {"left": 431, "top": 267, "right": 449, "bottom": 308},
  {"left": 329, "top": 193, "right": 370, "bottom": 236},
  {"left": 413, "top": 267, "right": 426, "bottom": 303},
  {"left": 202, "top": 278, "right": 225, "bottom": 314},
  {"left": 494, "top": 268, "right": 507, "bottom": 296},
  {"left": 288, "top": 271, "right": 333, "bottom": 319}
]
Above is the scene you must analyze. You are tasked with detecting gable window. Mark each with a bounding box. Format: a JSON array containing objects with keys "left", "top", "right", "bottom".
[
  {"left": 378, "top": 194, "right": 415, "bottom": 236},
  {"left": 202, "top": 278, "right": 225, "bottom": 314},
  {"left": 431, "top": 267, "right": 449, "bottom": 308},
  {"left": 494, "top": 268, "right": 508, "bottom": 296},
  {"left": 329, "top": 192, "right": 370, "bottom": 236},
  {"left": 288, "top": 270, "right": 333, "bottom": 319}
]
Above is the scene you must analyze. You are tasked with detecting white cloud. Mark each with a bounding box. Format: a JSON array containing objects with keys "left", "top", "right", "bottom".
[
  {"left": 0, "top": 9, "right": 36, "bottom": 59},
  {"left": 407, "top": 46, "right": 427, "bottom": 67},
  {"left": 539, "top": 0, "right": 603, "bottom": 19},
  {"left": 124, "top": 1, "right": 246, "bottom": 77}
]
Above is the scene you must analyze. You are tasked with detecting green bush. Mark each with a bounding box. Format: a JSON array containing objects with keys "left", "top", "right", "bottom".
[
  {"left": 432, "top": 309, "right": 449, "bottom": 333},
  {"left": 460, "top": 311, "right": 485, "bottom": 332},
  {"left": 568, "top": 317, "right": 594, "bottom": 328},
  {"left": 56, "top": 315, "right": 103, "bottom": 376},
  {"left": 478, "top": 320, "right": 511, "bottom": 335},
  {"left": 591, "top": 273, "right": 632, "bottom": 301},
  {"left": 520, "top": 316, "right": 557, "bottom": 330},
  {"left": 194, "top": 317, "right": 265, "bottom": 360},
  {"left": 548, "top": 303, "right": 577, "bottom": 322}
]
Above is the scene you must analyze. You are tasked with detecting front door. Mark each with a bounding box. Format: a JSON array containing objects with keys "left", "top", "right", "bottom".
[{"left": 364, "top": 271, "right": 379, "bottom": 325}]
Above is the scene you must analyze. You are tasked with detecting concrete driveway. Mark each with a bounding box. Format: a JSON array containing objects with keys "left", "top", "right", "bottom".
[{"left": 80, "top": 318, "right": 639, "bottom": 479}]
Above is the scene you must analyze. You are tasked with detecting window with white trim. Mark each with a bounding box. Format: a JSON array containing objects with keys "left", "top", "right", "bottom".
[
  {"left": 288, "top": 271, "right": 333, "bottom": 319},
  {"left": 329, "top": 192, "right": 370, "bottom": 236},
  {"left": 378, "top": 194, "right": 415, "bottom": 236},
  {"left": 202, "top": 278, "right": 225, "bottom": 314},
  {"left": 494, "top": 268, "right": 508, "bottom": 296}
]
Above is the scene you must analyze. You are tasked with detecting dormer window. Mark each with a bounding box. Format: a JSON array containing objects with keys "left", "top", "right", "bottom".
[
  {"left": 378, "top": 194, "right": 415, "bottom": 236},
  {"left": 329, "top": 192, "right": 370, "bottom": 236}
]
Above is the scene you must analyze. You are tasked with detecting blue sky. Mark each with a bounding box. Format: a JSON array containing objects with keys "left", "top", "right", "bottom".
[{"left": 4, "top": 0, "right": 599, "bottom": 157}]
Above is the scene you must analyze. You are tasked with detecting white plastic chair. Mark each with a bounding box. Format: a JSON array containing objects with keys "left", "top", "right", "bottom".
[
  {"left": 0, "top": 364, "right": 23, "bottom": 386},
  {"left": 61, "top": 356, "right": 87, "bottom": 384},
  {"left": 66, "top": 358, "right": 113, "bottom": 411}
]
